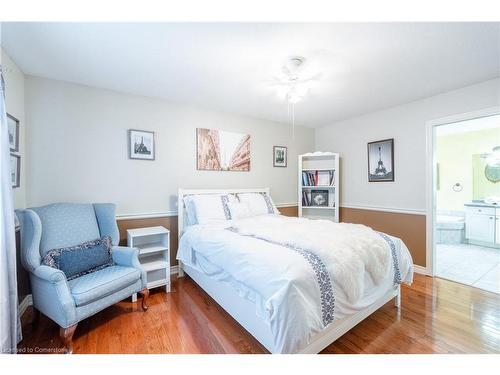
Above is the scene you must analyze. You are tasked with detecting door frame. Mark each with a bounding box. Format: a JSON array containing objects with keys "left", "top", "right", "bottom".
[{"left": 425, "top": 106, "right": 500, "bottom": 276}]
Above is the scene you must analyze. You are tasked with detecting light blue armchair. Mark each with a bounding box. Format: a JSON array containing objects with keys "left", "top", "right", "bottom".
[{"left": 16, "top": 203, "right": 149, "bottom": 353}]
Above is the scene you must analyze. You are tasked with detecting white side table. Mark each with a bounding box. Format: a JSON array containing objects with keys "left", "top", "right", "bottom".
[{"left": 127, "top": 226, "right": 170, "bottom": 301}]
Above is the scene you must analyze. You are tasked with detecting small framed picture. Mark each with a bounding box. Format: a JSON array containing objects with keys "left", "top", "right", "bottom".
[
  {"left": 368, "top": 138, "right": 394, "bottom": 182},
  {"left": 128, "top": 129, "right": 155, "bottom": 160},
  {"left": 273, "top": 146, "right": 287, "bottom": 167},
  {"left": 7, "top": 114, "right": 19, "bottom": 152},
  {"left": 10, "top": 154, "right": 20, "bottom": 188},
  {"left": 311, "top": 190, "right": 329, "bottom": 207}
]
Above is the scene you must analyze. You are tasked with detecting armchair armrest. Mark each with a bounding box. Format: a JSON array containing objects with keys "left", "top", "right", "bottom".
[
  {"left": 33, "top": 264, "right": 67, "bottom": 283},
  {"left": 16, "top": 209, "right": 43, "bottom": 272},
  {"left": 112, "top": 246, "right": 140, "bottom": 267},
  {"left": 112, "top": 246, "right": 147, "bottom": 288},
  {"left": 30, "top": 265, "right": 77, "bottom": 328}
]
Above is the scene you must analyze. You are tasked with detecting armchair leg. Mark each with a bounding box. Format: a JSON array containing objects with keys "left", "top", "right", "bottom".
[
  {"left": 139, "top": 288, "right": 150, "bottom": 311},
  {"left": 32, "top": 308, "right": 40, "bottom": 331},
  {"left": 60, "top": 324, "right": 78, "bottom": 354}
]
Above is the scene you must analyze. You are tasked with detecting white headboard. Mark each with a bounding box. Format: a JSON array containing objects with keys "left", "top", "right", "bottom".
[{"left": 177, "top": 187, "right": 270, "bottom": 239}]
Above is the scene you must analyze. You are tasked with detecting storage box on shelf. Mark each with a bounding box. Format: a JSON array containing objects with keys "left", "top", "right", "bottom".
[
  {"left": 298, "top": 152, "right": 339, "bottom": 222},
  {"left": 127, "top": 226, "right": 170, "bottom": 301}
]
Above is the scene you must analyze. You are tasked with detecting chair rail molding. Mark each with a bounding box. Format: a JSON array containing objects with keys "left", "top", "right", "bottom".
[
  {"left": 340, "top": 204, "right": 426, "bottom": 216},
  {"left": 115, "top": 202, "right": 299, "bottom": 221}
]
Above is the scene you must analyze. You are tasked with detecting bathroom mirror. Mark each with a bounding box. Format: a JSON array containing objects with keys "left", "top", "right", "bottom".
[
  {"left": 473, "top": 153, "right": 500, "bottom": 200},
  {"left": 484, "top": 146, "right": 500, "bottom": 183},
  {"left": 485, "top": 164, "right": 500, "bottom": 183}
]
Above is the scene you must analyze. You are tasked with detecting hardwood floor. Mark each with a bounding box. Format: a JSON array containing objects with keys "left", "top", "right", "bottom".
[{"left": 18, "top": 274, "right": 500, "bottom": 354}]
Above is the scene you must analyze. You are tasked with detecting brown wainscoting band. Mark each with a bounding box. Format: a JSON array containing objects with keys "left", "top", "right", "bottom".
[
  {"left": 117, "top": 206, "right": 297, "bottom": 265},
  {"left": 16, "top": 229, "right": 31, "bottom": 302},
  {"left": 117, "top": 205, "right": 425, "bottom": 268},
  {"left": 340, "top": 207, "right": 426, "bottom": 267},
  {"left": 117, "top": 216, "right": 179, "bottom": 266}
]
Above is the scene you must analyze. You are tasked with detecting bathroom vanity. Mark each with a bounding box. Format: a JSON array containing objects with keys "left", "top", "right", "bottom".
[{"left": 465, "top": 201, "right": 500, "bottom": 248}]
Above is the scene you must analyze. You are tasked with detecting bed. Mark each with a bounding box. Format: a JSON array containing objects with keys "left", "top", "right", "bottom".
[{"left": 176, "top": 188, "right": 414, "bottom": 354}]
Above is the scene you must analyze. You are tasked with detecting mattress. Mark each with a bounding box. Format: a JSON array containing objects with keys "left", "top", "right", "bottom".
[{"left": 177, "top": 217, "right": 414, "bottom": 353}]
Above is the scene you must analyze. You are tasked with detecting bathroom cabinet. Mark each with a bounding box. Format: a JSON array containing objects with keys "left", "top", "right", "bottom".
[{"left": 465, "top": 203, "right": 498, "bottom": 247}]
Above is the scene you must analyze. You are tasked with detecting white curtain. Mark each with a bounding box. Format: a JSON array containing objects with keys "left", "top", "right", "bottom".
[{"left": 0, "top": 65, "right": 21, "bottom": 353}]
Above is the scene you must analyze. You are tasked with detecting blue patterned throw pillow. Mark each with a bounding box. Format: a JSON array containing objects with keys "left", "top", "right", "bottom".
[{"left": 42, "top": 236, "right": 113, "bottom": 280}]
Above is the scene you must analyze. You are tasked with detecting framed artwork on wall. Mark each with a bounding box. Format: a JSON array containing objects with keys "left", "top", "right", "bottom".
[
  {"left": 129, "top": 129, "right": 155, "bottom": 160},
  {"left": 310, "top": 190, "right": 329, "bottom": 207},
  {"left": 273, "top": 146, "right": 287, "bottom": 167},
  {"left": 367, "top": 138, "right": 394, "bottom": 182},
  {"left": 7, "top": 113, "right": 19, "bottom": 152},
  {"left": 196, "top": 128, "right": 251, "bottom": 171},
  {"left": 10, "top": 154, "right": 20, "bottom": 188}
]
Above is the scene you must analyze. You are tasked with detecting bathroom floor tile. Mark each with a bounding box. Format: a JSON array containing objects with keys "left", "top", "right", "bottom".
[{"left": 436, "top": 243, "right": 500, "bottom": 294}]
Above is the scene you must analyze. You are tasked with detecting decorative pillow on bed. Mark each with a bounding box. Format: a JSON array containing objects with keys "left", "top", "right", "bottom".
[
  {"left": 183, "top": 196, "right": 198, "bottom": 226},
  {"left": 41, "top": 236, "right": 114, "bottom": 280},
  {"left": 183, "top": 194, "right": 238, "bottom": 224},
  {"left": 237, "top": 192, "right": 279, "bottom": 216},
  {"left": 227, "top": 201, "right": 253, "bottom": 220}
]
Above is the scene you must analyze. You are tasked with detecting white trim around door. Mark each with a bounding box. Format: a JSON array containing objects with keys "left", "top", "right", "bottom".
[{"left": 425, "top": 106, "right": 500, "bottom": 277}]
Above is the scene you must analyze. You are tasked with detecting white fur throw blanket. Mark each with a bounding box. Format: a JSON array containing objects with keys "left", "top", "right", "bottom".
[{"left": 230, "top": 215, "right": 390, "bottom": 304}]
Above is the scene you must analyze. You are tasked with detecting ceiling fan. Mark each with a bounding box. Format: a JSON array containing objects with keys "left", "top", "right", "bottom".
[
  {"left": 268, "top": 56, "right": 322, "bottom": 137},
  {"left": 269, "top": 56, "right": 321, "bottom": 104}
]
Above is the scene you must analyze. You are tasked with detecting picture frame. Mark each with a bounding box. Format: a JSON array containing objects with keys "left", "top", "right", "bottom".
[
  {"left": 273, "top": 146, "right": 287, "bottom": 167},
  {"left": 10, "top": 154, "right": 20, "bottom": 188},
  {"left": 367, "top": 138, "right": 394, "bottom": 182},
  {"left": 196, "top": 128, "right": 251, "bottom": 171},
  {"left": 7, "top": 113, "right": 19, "bottom": 152},
  {"left": 311, "top": 190, "right": 329, "bottom": 207},
  {"left": 128, "top": 129, "right": 155, "bottom": 160}
]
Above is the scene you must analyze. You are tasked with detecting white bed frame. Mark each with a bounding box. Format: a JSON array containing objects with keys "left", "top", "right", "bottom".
[{"left": 177, "top": 188, "right": 401, "bottom": 354}]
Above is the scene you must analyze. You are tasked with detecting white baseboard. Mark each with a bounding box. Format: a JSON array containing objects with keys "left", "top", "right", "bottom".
[
  {"left": 413, "top": 264, "right": 431, "bottom": 276},
  {"left": 19, "top": 294, "right": 33, "bottom": 317},
  {"left": 170, "top": 265, "right": 179, "bottom": 275}
]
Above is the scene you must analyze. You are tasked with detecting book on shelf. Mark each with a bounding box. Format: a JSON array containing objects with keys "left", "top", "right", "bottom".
[
  {"left": 301, "top": 170, "right": 335, "bottom": 186},
  {"left": 302, "top": 191, "right": 311, "bottom": 206}
]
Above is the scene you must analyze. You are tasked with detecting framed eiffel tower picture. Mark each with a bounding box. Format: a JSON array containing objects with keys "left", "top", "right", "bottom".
[{"left": 367, "top": 138, "right": 394, "bottom": 182}]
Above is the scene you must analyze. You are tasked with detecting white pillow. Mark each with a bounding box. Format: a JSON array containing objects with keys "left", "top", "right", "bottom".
[
  {"left": 237, "top": 193, "right": 279, "bottom": 216},
  {"left": 182, "top": 197, "right": 198, "bottom": 226},
  {"left": 183, "top": 194, "right": 237, "bottom": 225},
  {"left": 227, "top": 201, "right": 253, "bottom": 220}
]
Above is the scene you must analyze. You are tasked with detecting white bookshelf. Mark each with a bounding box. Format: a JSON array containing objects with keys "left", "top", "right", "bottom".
[
  {"left": 299, "top": 152, "right": 340, "bottom": 222},
  {"left": 127, "top": 226, "right": 171, "bottom": 302}
]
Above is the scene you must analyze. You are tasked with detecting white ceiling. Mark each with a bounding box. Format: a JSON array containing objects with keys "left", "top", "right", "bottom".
[{"left": 2, "top": 22, "right": 499, "bottom": 127}]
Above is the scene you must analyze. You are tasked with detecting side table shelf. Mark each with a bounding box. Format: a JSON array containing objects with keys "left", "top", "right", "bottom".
[{"left": 127, "top": 226, "right": 171, "bottom": 301}]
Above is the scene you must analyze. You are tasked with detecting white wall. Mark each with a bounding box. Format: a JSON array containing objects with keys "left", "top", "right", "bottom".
[
  {"left": 315, "top": 78, "right": 500, "bottom": 212},
  {"left": 25, "top": 76, "right": 314, "bottom": 216},
  {"left": 1, "top": 48, "right": 26, "bottom": 209}
]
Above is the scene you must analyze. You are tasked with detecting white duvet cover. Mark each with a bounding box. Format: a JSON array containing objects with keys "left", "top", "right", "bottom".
[{"left": 177, "top": 215, "right": 413, "bottom": 353}]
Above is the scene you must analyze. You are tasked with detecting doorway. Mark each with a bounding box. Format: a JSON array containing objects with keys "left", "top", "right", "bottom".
[{"left": 427, "top": 109, "right": 500, "bottom": 294}]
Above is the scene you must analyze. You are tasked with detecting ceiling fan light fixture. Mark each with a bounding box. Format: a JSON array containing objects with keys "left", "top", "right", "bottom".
[
  {"left": 286, "top": 83, "right": 309, "bottom": 104},
  {"left": 270, "top": 55, "right": 318, "bottom": 137},
  {"left": 284, "top": 56, "right": 306, "bottom": 75}
]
